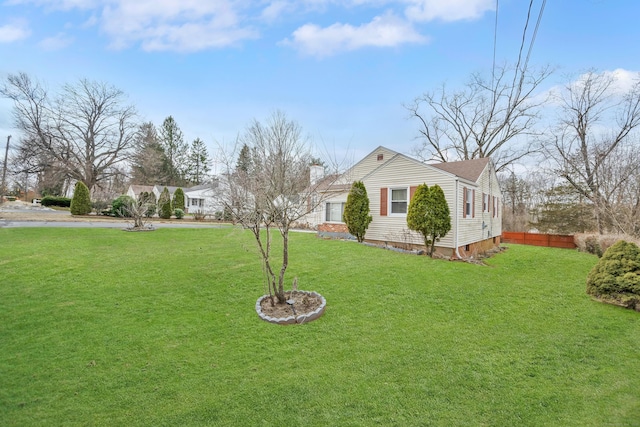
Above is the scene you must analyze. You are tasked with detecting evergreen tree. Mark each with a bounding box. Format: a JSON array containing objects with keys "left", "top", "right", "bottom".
[
  {"left": 407, "top": 184, "right": 451, "bottom": 257},
  {"left": 172, "top": 187, "right": 185, "bottom": 211},
  {"left": 70, "top": 181, "right": 92, "bottom": 215},
  {"left": 236, "top": 143, "right": 252, "bottom": 172},
  {"left": 533, "top": 185, "right": 595, "bottom": 234},
  {"left": 130, "top": 122, "right": 166, "bottom": 184},
  {"left": 139, "top": 191, "right": 157, "bottom": 217},
  {"left": 159, "top": 116, "right": 188, "bottom": 186},
  {"left": 185, "top": 138, "right": 211, "bottom": 185},
  {"left": 158, "top": 186, "right": 172, "bottom": 219},
  {"left": 343, "top": 181, "right": 372, "bottom": 243}
]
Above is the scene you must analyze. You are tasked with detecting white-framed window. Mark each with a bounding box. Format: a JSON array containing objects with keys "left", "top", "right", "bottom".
[
  {"left": 325, "top": 202, "right": 345, "bottom": 222},
  {"left": 483, "top": 193, "right": 489, "bottom": 213},
  {"left": 191, "top": 198, "right": 198, "bottom": 206},
  {"left": 465, "top": 188, "right": 473, "bottom": 217},
  {"left": 390, "top": 188, "right": 408, "bottom": 214}
]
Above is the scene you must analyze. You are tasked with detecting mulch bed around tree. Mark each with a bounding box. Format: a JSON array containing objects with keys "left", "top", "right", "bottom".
[{"left": 259, "top": 291, "right": 324, "bottom": 319}]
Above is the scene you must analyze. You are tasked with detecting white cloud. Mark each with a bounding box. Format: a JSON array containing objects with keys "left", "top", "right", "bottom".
[
  {"left": 7, "top": 0, "right": 259, "bottom": 51},
  {"left": 0, "top": 20, "right": 31, "bottom": 43},
  {"left": 283, "top": 12, "right": 427, "bottom": 57},
  {"left": 4, "top": 0, "right": 100, "bottom": 10},
  {"left": 539, "top": 69, "right": 640, "bottom": 110},
  {"left": 260, "top": 1, "right": 291, "bottom": 22},
  {"left": 594, "top": 68, "right": 638, "bottom": 95},
  {"left": 38, "top": 32, "right": 74, "bottom": 50},
  {"left": 3, "top": 0, "right": 493, "bottom": 53},
  {"left": 404, "top": 0, "right": 495, "bottom": 22},
  {"left": 99, "top": 1, "right": 259, "bottom": 51}
]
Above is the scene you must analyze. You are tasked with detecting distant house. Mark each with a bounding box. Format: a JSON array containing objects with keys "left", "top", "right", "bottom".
[
  {"left": 126, "top": 185, "right": 155, "bottom": 200},
  {"left": 125, "top": 179, "right": 224, "bottom": 217},
  {"left": 307, "top": 146, "right": 502, "bottom": 258},
  {"left": 183, "top": 181, "right": 223, "bottom": 216}
]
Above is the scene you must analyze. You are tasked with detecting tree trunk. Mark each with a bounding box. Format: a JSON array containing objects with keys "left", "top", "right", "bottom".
[{"left": 276, "top": 229, "right": 288, "bottom": 303}]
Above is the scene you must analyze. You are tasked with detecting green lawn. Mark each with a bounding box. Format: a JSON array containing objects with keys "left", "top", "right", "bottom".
[{"left": 1, "top": 228, "right": 638, "bottom": 426}]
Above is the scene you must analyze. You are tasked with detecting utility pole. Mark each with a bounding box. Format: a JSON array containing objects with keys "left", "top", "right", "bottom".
[{"left": 0, "top": 135, "right": 10, "bottom": 203}]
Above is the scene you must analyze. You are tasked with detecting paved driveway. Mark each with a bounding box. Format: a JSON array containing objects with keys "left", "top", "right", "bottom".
[{"left": 0, "top": 201, "right": 227, "bottom": 229}]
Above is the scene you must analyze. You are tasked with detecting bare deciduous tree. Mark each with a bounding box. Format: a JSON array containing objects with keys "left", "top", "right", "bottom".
[
  {"left": 543, "top": 70, "right": 640, "bottom": 234},
  {"left": 407, "top": 64, "right": 553, "bottom": 171},
  {"left": 1, "top": 73, "right": 138, "bottom": 193},
  {"left": 219, "top": 111, "right": 336, "bottom": 305}
]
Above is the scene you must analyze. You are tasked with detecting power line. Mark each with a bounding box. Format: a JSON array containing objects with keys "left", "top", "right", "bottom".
[
  {"left": 523, "top": 0, "right": 547, "bottom": 72},
  {"left": 492, "top": 0, "right": 499, "bottom": 90}
]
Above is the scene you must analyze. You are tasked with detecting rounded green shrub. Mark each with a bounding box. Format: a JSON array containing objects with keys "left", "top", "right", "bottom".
[
  {"left": 172, "top": 188, "right": 185, "bottom": 211},
  {"left": 586, "top": 240, "right": 640, "bottom": 310},
  {"left": 173, "top": 208, "right": 185, "bottom": 219},
  {"left": 70, "top": 181, "right": 92, "bottom": 215},
  {"left": 41, "top": 196, "right": 71, "bottom": 207},
  {"left": 158, "top": 187, "right": 172, "bottom": 219},
  {"left": 111, "top": 195, "right": 135, "bottom": 217}
]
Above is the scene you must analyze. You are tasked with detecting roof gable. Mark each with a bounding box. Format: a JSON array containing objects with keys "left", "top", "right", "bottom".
[
  {"left": 129, "top": 185, "right": 155, "bottom": 195},
  {"left": 339, "top": 146, "right": 399, "bottom": 183},
  {"left": 429, "top": 157, "right": 490, "bottom": 183}
]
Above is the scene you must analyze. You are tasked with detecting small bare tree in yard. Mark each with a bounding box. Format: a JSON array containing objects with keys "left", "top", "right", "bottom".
[
  {"left": 220, "top": 111, "right": 333, "bottom": 305},
  {"left": 122, "top": 196, "right": 155, "bottom": 230},
  {"left": 542, "top": 70, "right": 640, "bottom": 235}
]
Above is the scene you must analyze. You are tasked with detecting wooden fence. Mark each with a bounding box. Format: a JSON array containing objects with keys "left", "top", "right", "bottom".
[{"left": 501, "top": 232, "right": 577, "bottom": 249}]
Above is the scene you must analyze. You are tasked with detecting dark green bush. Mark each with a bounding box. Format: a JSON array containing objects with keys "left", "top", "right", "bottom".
[
  {"left": 70, "top": 181, "right": 92, "bottom": 215},
  {"left": 158, "top": 187, "right": 172, "bottom": 219},
  {"left": 111, "top": 195, "right": 135, "bottom": 217},
  {"left": 172, "top": 188, "right": 185, "bottom": 211},
  {"left": 174, "top": 208, "right": 185, "bottom": 219},
  {"left": 343, "top": 181, "right": 372, "bottom": 243},
  {"left": 586, "top": 240, "right": 640, "bottom": 310},
  {"left": 139, "top": 192, "right": 157, "bottom": 217},
  {"left": 40, "top": 196, "right": 71, "bottom": 207}
]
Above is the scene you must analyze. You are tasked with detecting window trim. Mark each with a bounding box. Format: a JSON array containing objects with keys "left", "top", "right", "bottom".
[
  {"left": 463, "top": 187, "right": 475, "bottom": 218},
  {"left": 389, "top": 187, "right": 409, "bottom": 216},
  {"left": 325, "top": 201, "right": 345, "bottom": 223},
  {"left": 483, "top": 193, "right": 489, "bottom": 213}
]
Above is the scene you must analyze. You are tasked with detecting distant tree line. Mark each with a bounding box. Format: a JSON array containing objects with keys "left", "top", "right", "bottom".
[{"left": 1, "top": 73, "right": 212, "bottom": 202}]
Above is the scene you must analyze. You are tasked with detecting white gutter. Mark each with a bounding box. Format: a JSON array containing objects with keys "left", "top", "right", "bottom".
[{"left": 455, "top": 177, "right": 462, "bottom": 259}]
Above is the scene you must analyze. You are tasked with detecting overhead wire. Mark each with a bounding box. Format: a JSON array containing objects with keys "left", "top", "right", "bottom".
[{"left": 523, "top": 0, "right": 547, "bottom": 72}]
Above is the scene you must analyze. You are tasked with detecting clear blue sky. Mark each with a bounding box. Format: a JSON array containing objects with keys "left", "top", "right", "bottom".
[{"left": 1, "top": 0, "right": 639, "bottom": 169}]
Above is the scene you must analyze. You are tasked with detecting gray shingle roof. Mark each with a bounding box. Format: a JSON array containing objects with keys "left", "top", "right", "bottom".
[{"left": 429, "top": 157, "right": 490, "bottom": 182}]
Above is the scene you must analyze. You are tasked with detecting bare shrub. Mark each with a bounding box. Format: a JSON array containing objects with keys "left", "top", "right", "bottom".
[{"left": 574, "top": 233, "right": 640, "bottom": 257}]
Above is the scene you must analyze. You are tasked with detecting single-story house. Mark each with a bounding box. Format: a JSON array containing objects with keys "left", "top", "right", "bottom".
[
  {"left": 126, "top": 185, "right": 155, "bottom": 200},
  {"left": 125, "top": 179, "right": 224, "bottom": 217},
  {"left": 183, "top": 182, "right": 223, "bottom": 216},
  {"left": 308, "top": 146, "right": 502, "bottom": 258}
]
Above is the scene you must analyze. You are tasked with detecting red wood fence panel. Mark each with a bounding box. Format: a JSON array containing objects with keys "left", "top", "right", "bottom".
[{"left": 502, "top": 232, "right": 577, "bottom": 249}]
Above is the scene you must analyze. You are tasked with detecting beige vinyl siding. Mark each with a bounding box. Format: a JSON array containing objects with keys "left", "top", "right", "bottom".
[
  {"left": 336, "top": 147, "right": 397, "bottom": 185},
  {"left": 363, "top": 155, "right": 457, "bottom": 249},
  {"left": 457, "top": 162, "right": 502, "bottom": 246}
]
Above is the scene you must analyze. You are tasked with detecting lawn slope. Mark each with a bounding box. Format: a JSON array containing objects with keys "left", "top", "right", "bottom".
[{"left": 0, "top": 228, "right": 638, "bottom": 426}]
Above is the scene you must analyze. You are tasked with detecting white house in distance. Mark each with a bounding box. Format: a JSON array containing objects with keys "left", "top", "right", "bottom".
[
  {"left": 307, "top": 146, "right": 502, "bottom": 258},
  {"left": 126, "top": 180, "right": 224, "bottom": 217},
  {"left": 183, "top": 183, "right": 223, "bottom": 216}
]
